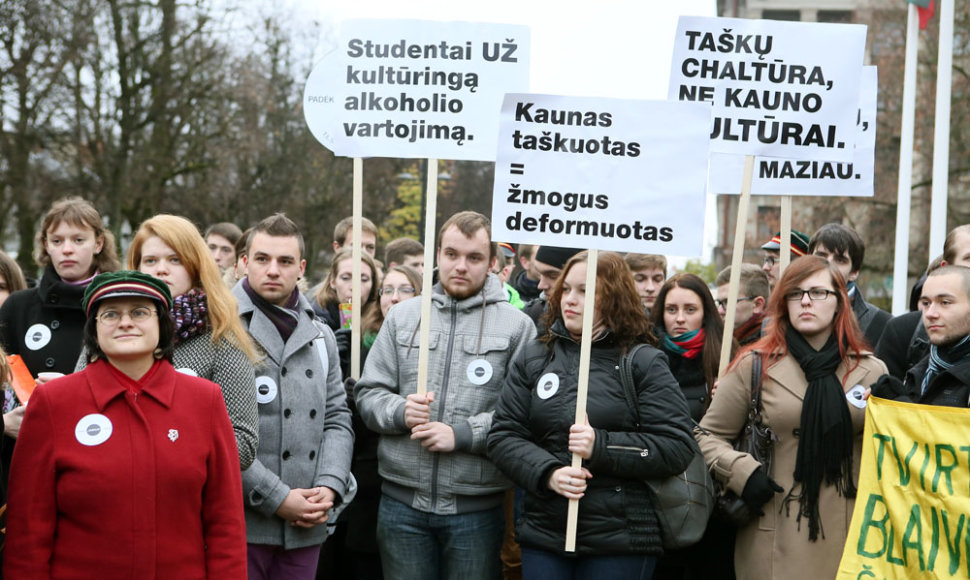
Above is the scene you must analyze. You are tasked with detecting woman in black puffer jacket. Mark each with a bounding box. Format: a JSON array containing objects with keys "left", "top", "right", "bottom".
[{"left": 488, "top": 251, "right": 695, "bottom": 580}]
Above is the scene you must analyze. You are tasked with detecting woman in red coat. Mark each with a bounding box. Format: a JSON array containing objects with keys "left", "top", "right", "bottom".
[{"left": 5, "top": 271, "right": 246, "bottom": 580}]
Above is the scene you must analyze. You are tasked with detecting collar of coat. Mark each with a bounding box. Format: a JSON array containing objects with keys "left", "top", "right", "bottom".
[
  {"left": 908, "top": 351, "right": 970, "bottom": 391},
  {"left": 232, "top": 280, "right": 323, "bottom": 363},
  {"left": 37, "top": 264, "right": 88, "bottom": 306},
  {"left": 85, "top": 358, "right": 178, "bottom": 410},
  {"left": 761, "top": 349, "right": 876, "bottom": 400}
]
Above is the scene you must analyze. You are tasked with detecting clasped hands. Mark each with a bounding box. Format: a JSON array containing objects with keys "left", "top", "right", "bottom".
[{"left": 276, "top": 486, "right": 337, "bottom": 528}]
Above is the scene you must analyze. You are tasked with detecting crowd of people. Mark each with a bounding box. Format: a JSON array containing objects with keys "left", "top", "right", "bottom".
[{"left": 0, "top": 196, "right": 966, "bottom": 580}]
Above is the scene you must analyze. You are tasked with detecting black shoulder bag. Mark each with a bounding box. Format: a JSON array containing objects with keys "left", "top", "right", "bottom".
[
  {"left": 620, "top": 345, "right": 714, "bottom": 550},
  {"left": 708, "top": 353, "right": 776, "bottom": 526}
]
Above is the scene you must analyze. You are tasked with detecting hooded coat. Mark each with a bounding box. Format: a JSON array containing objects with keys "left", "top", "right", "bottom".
[{"left": 355, "top": 274, "right": 535, "bottom": 514}]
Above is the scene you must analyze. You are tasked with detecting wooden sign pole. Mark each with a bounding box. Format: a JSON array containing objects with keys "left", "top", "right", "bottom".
[
  {"left": 718, "top": 156, "right": 755, "bottom": 377},
  {"left": 565, "top": 248, "right": 599, "bottom": 552},
  {"left": 416, "top": 159, "right": 439, "bottom": 396},
  {"left": 351, "top": 157, "right": 363, "bottom": 379}
]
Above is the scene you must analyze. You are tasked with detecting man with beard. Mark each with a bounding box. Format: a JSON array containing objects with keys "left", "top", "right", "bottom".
[{"left": 355, "top": 211, "right": 535, "bottom": 580}]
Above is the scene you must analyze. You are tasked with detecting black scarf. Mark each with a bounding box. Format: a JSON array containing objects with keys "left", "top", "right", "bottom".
[
  {"left": 783, "top": 327, "right": 856, "bottom": 541},
  {"left": 242, "top": 278, "right": 301, "bottom": 342}
]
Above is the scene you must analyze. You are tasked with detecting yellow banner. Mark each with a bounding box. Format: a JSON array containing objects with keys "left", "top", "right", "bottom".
[{"left": 838, "top": 397, "right": 970, "bottom": 580}]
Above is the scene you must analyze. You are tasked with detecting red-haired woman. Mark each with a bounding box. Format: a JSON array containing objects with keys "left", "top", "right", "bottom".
[
  {"left": 488, "top": 251, "right": 695, "bottom": 579},
  {"left": 697, "top": 256, "right": 887, "bottom": 580}
]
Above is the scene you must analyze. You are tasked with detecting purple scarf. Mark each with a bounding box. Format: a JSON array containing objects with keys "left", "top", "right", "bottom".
[
  {"left": 243, "top": 278, "right": 301, "bottom": 341},
  {"left": 171, "top": 289, "right": 210, "bottom": 344}
]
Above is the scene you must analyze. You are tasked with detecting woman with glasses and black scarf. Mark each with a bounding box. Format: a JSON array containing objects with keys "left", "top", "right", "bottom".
[{"left": 697, "top": 256, "right": 887, "bottom": 580}]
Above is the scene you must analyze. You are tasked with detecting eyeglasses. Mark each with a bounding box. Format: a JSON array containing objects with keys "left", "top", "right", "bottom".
[
  {"left": 97, "top": 307, "right": 157, "bottom": 325},
  {"left": 784, "top": 288, "right": 837, "bottom": 302},
  {"left": 762, "top": 256, "right": 777, "bottom": 267},
  {"left": 379, "top": 286, "right": 416, "bottom": 297},
  {"left": 714, "top": 296, "right": 753, "bottom": 309}
]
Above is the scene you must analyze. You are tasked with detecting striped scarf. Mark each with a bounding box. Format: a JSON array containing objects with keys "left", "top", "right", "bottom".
[
  {"left": 660, "top": 328, "right": 705, "bottom": 360},
  {"left": 922, "top": 334, "right": 970, "bottom": 395}
]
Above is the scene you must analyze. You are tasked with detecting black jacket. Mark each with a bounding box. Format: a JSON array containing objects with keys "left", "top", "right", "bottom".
[
  {"left": 0, "top": 265, "right": 88, "bottom": 376},
  {"left": 661, "top": 347, "right": 709, "bottom": 423},
  {"left": 512, "top": 270, "right": 540, "bottom": 303},
  {"left": 874, "top": 311, "right": 928, "bottom": 380},
  {"left": 901, "top": 355, "right": 970, "bottom": 408},
  {"left": 487, "top": 326, "right": 694, "bottom": 556},
  {"left": 851, "top": 290, "right": 891, "bottom": 350},
  {"left": 311, "top": 299, "right": 342, "bottom": 332}
]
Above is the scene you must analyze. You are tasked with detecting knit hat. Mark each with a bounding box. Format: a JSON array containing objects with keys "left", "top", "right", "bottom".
[
  {"left": 534, "top": 246, "right": 583, "bottom": 270},
  {"left": 761, "top": 231, "right": 810, "bottom": 257},
  {"left": 82, "top": 270, "right": 173, "bottom": 316}
]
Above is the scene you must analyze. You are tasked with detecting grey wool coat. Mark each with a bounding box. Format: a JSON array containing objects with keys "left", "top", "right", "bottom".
[{"left": 234, "top": 283, "right": 355, "bottom": 549}]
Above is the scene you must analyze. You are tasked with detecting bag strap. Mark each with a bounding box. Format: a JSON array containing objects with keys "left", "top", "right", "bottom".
[
  {"left": 620, "top": 344, "right": 652, "bottom": 430},
  {"left": 748, "top": 351, "right": 763, "bottom": 424}
]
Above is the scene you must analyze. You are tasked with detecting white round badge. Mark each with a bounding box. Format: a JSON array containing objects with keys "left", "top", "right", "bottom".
[
  {"left": 25, "top": 323, "right": 52, "bottom": 351},
  {"left": 846, "top": 384, "right": 868, "bottom": 409},
  {"left": 176, "top": 367, "right": 198, "bottom": 377},
  {"left": 467, "top": 359, "right": 493, "bottom": 385},
  {"left": 255, "top": 376, "right": 278, "bottom": 404},
  {"left": 75, "top": 414, "right": 113, "bottom": 446},
  {"left": 537, "top": 373, "right": 560, "bottom": 400}
]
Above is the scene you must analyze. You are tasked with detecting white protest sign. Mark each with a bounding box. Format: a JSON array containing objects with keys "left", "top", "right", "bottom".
[
  {"left": 314, "top": 2, "right": 716, "bottom": 100},
  {"left": 709, "top": 66, "right": 878, "bottom": 196},
  {"left": 668, "top": 16, "right": 866, "bottom": 162},
  {"left": 303, "top": 19, "right": 529, "bottom": 160},
  {"left": 491, "top": 94, "right": 711, "bottom": 256}
]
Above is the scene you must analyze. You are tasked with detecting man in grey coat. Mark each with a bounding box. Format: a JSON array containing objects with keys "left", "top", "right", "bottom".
[
  {"left": 355, "top": 211, "right": 536, "bottom": 580},
  {"left": 233, "top": 214, "right": 354, "bottom": 580}
]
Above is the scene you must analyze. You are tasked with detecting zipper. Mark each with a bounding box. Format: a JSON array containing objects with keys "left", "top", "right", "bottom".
[
  {"left": 607, "top": 445, "right": 649, "bottom": 457},
  {"left": 430, "top": 301, "right": 458, "bottom": 510}
]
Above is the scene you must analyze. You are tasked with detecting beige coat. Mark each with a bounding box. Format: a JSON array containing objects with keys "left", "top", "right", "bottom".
[{"left": 697, "top": 350, "right": 887, "bottom": 580}]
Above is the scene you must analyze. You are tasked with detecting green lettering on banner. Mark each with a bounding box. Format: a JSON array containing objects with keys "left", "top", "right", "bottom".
[
  {"left": 929, "top": 506, "right": 940, "bottom": 572},
  {"left": 939, "top": 509, "right": 965, "bottom": 576},
  {"left": 878, "top": 433, "right": 921, "bottom": 486},
  {"left": 964, "top": 514, "right": 970, "bottom": 579},
  {"left": 921, "top": 443, "right": 932, "bottom": 491},
  {"left": 887, "top": 520, "right": 905, "bottom": 566},
  {"left": 894, "top": 438, "right": 919, "bottom": 487},
  {"left": 873, "top": 434, "right": 891, "bottom": 480},
  {"left": 960, "top": 445, "right": 970, "bottom": 495},
  {"left": 935, "top": 444, "right": 959, "bottom": 494},
  {"left": 857, "top": 494, "right": 889, "bottom": 558},
  {"left": 902, "top": 504, "right": 925, "bottom": 570}
]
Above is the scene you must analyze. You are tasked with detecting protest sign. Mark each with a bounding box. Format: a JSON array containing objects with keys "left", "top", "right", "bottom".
[
  {"left": 303, "top": 19, "right": 530, "bottom": 160},
  {"left": 709, "top": 66, "right": 878, "bottom": 196},
  {"left": 491, "top": 94, "right": 711, "bottom": 257},
  {"left": 838, "top": 397, "right": 970, "bottom": 579},
  {"left": 668, "top": 16, "right": 867, "bottom": 162}
]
